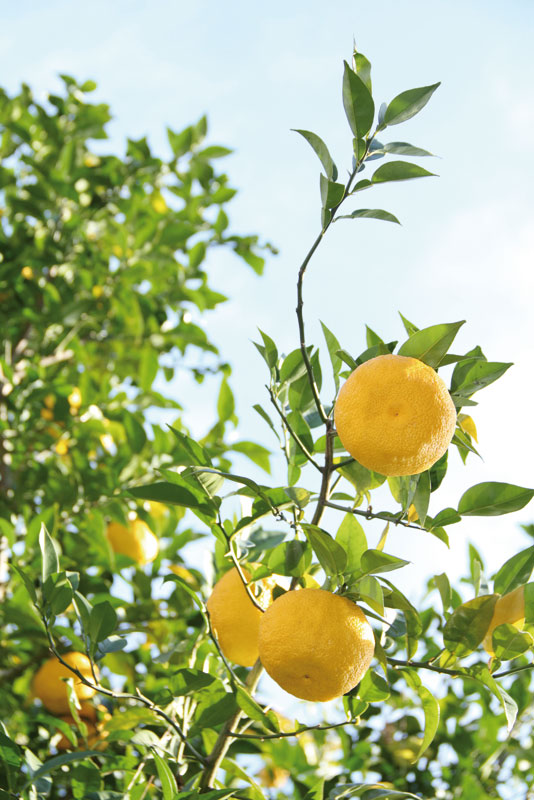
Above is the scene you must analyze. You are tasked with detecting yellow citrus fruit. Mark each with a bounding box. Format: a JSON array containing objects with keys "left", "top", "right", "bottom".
[
  {"left": 482, "top": 585, "right": 525, "bottom": 656},
  {"left": 106, "top": 518, "right": 159, "bottom": 565},
  {"left": 206, "top": 567, "right": 272, "bottom": 667},
  {"left": 44, "top": 394, "right": 56, "bottom": 410},
  {"left": 40, "top": 408, "right": 54, "bottom": 421},
  {"left": 258, "top": 588, "right": 374, "bottom": 702},
  {"left": 21, "top": 266, "right": 34, "bottom": 279},
  {"left": 334, "top": 354, "right": 456, "bottom": 476},
  {"left": 92, "top": 285, "right": 104, "bottom": 299},
  {"left": 32, "top": 652, "right": 98, "bottom": 714}
]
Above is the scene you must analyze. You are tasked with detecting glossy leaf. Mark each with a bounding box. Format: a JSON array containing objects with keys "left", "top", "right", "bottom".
[
  {"left": 397, "top": 320, "right": 465, "bottom": 367},
  {"left": 450, "top": 358, "right": 513, "bottom": 397},
  {"left": 342, "top": 61, "right": 375, "bottom": 140},
  {"left": 371, "top": 160, "right": 436, "bottom": 184},
  {"left": 360, "top": 549, "right": 409, "bottom": 576},
  {"left": 293, "top": 129, "right": 338, "bottom": 180},
  {"left": 458, "top": 482, "right": 534, "bottom": 517},
  {"left": 152, "top": 749, "right": 178, "bottom": 800},
  {"left": 39, "top": 524, "right": 59, "bottom": 584},
  {"left": 443, "top": 595, "right": 498, "bottom": 656},
  {"left": 402, "top": 670, "right": 440, "bottom": 761},
  {"left": 88, "top": 601, "right": 117, "bottom": 644},
  {"left": 320, "top": 173, "right": 345, "bottom": 209},
  {"left": 381, "top": 141, "right": 434, "bottom": 156},
  {"left": 268, "top": 540, "right": 312, "bottom": 577},
  {"left": 302, "top": 524, "right": 347, "bottom": 576},
  {"left": 493, "top": 546, "right": 534, "bottom": 594},
  {"left": 336, "top": 513, "right": 368, "bottom": 573},
  {"left": 336, "top": 209, "right": 400, "bottom": 224},
  {"left": 384, "top": 82, "right": 440, "bottom": 126},
  {"left": 320, "top": 320, "right": 342, "bottom": 391}
]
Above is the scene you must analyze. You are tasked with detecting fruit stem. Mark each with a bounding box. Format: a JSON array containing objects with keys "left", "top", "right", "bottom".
[{"left": 198, "top": 659, "right": 263, "bottom": 790}]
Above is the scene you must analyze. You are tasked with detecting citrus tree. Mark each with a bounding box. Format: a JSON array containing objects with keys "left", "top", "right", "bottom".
[{"left": 2, "top": 50, "right": 534, "bottom": 800}]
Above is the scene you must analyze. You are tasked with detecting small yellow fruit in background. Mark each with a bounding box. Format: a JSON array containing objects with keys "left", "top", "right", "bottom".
[
  {"left": 32, "top": 652, "right": 98, "bottom": 714},
  {"left": 106, "top": 518, "right": 159, "bottom": 565},
  {"left": 145, "top": 500, "right": 169, "bottom": 519},
  {"left": 92, "top": 285, "right": 104, "bottom": 299},
  {"left": 55, "top": 439, "right": 69, "bottom": 456},
  {"left": 151, "top": 192, "right": 167, "bottom": 214},
  {"left": 21, "top": 266, "right": 34, "bottom": 279},
  {"left": 482, "top": 585, "right": 525, "bottom": 656},
  {"left": 258, "top": 588, "right": 374, "bottom": 702},
  {"left": 40, "top": 408, "right": 54, "bottom": 421},
  {"left": 334, "top": 354, "right": 456, "bottom": 476},
  {"left": 206, "top": 567, "right": 272, "bottom": 667},
  {"left": 68, "top": 387, "right": 82, "bottom": 411},
  {"left": 44, "top": 394, "right": 56, "bottom": 410}
]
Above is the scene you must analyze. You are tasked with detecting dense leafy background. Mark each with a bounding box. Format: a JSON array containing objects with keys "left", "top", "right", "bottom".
[{"left": 1, "top": 54, "right": 534, "bottom": 800}]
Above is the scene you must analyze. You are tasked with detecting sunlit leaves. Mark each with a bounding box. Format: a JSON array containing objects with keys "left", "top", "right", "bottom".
[
  {"left": 370, "top": 161, "right": 436, "bottom": 184},
  {"left": 342, "top": 61, "right": 375, "bottom": 140},
  {"left": 293, "top": 129, "right": 338, "bottom": 180},
  {"left": 443, "top": 595, "right": 498, "bottom": 656},
  {"left": 493, "top": 547, "right": 534, "bottom": 594},
  {"left": 458, "top": 482, "right": 534, "bottom": 516},
  {"left": 397, "top": 320, "right": 465, "bottom": 368},
  {"left": 383, "top": 82, "right": 441, "bottom": 127}
]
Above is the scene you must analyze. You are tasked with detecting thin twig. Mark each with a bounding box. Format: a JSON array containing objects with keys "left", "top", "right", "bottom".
[
  {"left": 387, "top": 657, "right": 464, "bottom": 677},
  {"left": 232, "top": 716, "right": 362, "bottom": 740},
  {"left": 324, "top": 500, "right": 425, "bottom": 532},
  {"left": 312, "top": 420, "right": 334, "bottom": 526},
  {"left": 267, "top": 386, "right": 322, "bottom": 472}
]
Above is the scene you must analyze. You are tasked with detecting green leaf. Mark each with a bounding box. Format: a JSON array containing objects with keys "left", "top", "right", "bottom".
[
  {"left": 302, "top": 524, "right": 347, "bottom": 577},
  {"left": 431, "top": 508, "right": 461, "bottom": 528},
  {"left": 468, "top": 665, "right": 518, "bottom": 732},
  {"left": 139, "top": 346, "right": 159, "bottom": 391},
  {"left": 195, "top": 691, "right": 237, "bottom": 729},
  {"left": 268, "top": 540, "right": 312, "bottom": 577},
  {"left": 0, "top": 730, "right": 22, "bottom": 769},
  {"left": 336, "top": 514, "right": 367, "bottom": 573},
  {"left": 397, "top": 321, "right": 465, "bottom": 368},
  {"left": 217, "top": 378, "right": 235, "bottom": 423},
  {"left": 371, "top": 161, "right": 436, "bottom": 184},
  {"left": 401, "top": 671, "right": 440, "bottom": 761},
  {"left": 22, "top": 751, "right": 112, "bottom": 791},
  {"left": 279, "top": 348, "right": 309, "bottom": 384},
  {"left": 128, "top": 481, "right": 217, "bottom": 519},
  {"left": 320, "top": 320, "right": 342, "bottom": 391},
  {"left": 493, "top": 546, "right": 534, "bottom": 594},
  {"left": 336, "top": 209, "right": 400, "bottom": 224},
  {"left": 458, "top": 482, "right": 534, "bottom": 517},
  {"left": 152, "top": 749, "right": 178, "bottom": 800},
  {"left": 381, "top": 141, "right": 434, "bottom": 156},
  {"left": 338, "top": 460, "right": 386, "bottom": 493},
  {"left": 353, "top": 49, "right": 372, "bottom": 92},
  {"left": 320, "top": 174, "right": 345, "bottom": 209},
  {"left": 329, "top": 785, "right": 421, "bottom": 799},
  {"left": 231, "top": 441, "right": 271, "bottom": 473},
  {"left": 398, "top": 312, "right": 419, "bottom": 336},
  {"left": 12, "top": 564, "right": 38, "bottom": 604},
  {"left": 177, "top": 791, "right": 239, "bottom": 800},
  {"left": 360, "top": 549, "right": 409, "bottom": 576},
  {"left": 122, "top": 410, "right": 147, "bottom": 453},
  {"left": 257, "top": 328, "right": 278, "bottom": 370},
  {"left": 383, "top": 82, "right": 440, "bottom": 127},
  {"left": 88, "top": 601, "right": 117, "bottom": 644},
  {"left": 168, "top": 426, "right": 212, "bottom": 467},
  {"left": 412, "top": 470, "right": 430, "bottom": 526},
  {"left": 433, "top": 572, "right": 452, "bottom": 614},
  {"left": 358, "top": 670, "right": 390, "bottom": 702},
  {"left": 235, "top": 686, "right": 279, "bottom": 732},
  {"left": 356, "top": 576, "right": 384, "bottom": 616},
  {"left": 450, "top": 358, "right": 513, "bottom": 397},
  {"left": 443, "top": 594, "right": 498, "bottom": 656},
  {"left": 491, "top": 623, "right": 533, "bottom": 661},
  {"left": 342, "top": 61, "right": 375, "bottom": 140},
  {"left": 170, "top": 668, "right": 217, "bottom": 696},
  {"left": 39, "top": 524, "right": 59, "bottom": 583},
  {"left": 292, "top": 129, "right": 338, "bottom": 180},
  {"left": 253, "top": 404, "right": 281, "bottom": 442}
]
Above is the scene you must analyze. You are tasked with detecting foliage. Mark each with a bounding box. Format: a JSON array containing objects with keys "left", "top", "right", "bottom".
[{"left": 1, "top": 51, "right": 534, "bottom": 800}]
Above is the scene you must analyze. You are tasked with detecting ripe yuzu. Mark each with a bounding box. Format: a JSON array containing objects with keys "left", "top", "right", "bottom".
[
  {"left": 207, "top": 566, "right": 272, "bottom": 667},
  {"left": 106, "top": 518, "right": 159, "bottom": 566},
  {"left": 32, "top": 652, "right": 98, "bottom": 714},
  {"left": 258, "top": 588, "right": 374, "bottom": 701},
  {"left": 482, "top": 585, "right": 525, "bottom": 656},
  {"left": 334, "top": 354, "right": 456, "bottom": 476}
]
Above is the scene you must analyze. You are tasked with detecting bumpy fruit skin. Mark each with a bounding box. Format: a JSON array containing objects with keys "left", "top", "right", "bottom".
[
  {"left": 106, "top": 518, "right": 159, "bottom": 565},
  {"left": 482, "top": 585, "right": 525, "bottom": 656},
  {"left": 206, "top": 567, "right": 269, "bottom": 667},
  {"left": 258, "top": 588, "right": 374, "bottom": 702},
  {"left": 32, "top": 652, "right": 98, "bottom": 714},
  {"left": 334, "top": 354, "right": 456, "bottom": 476}
]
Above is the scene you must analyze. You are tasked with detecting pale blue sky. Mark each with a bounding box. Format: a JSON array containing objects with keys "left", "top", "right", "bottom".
[{"left": 3, "top": 1, "right": 534, "bottom": 601}]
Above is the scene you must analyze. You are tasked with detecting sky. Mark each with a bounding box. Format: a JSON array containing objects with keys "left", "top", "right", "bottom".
[{"left": 3, "top": 1, "right": 534, "bottom": 607}]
